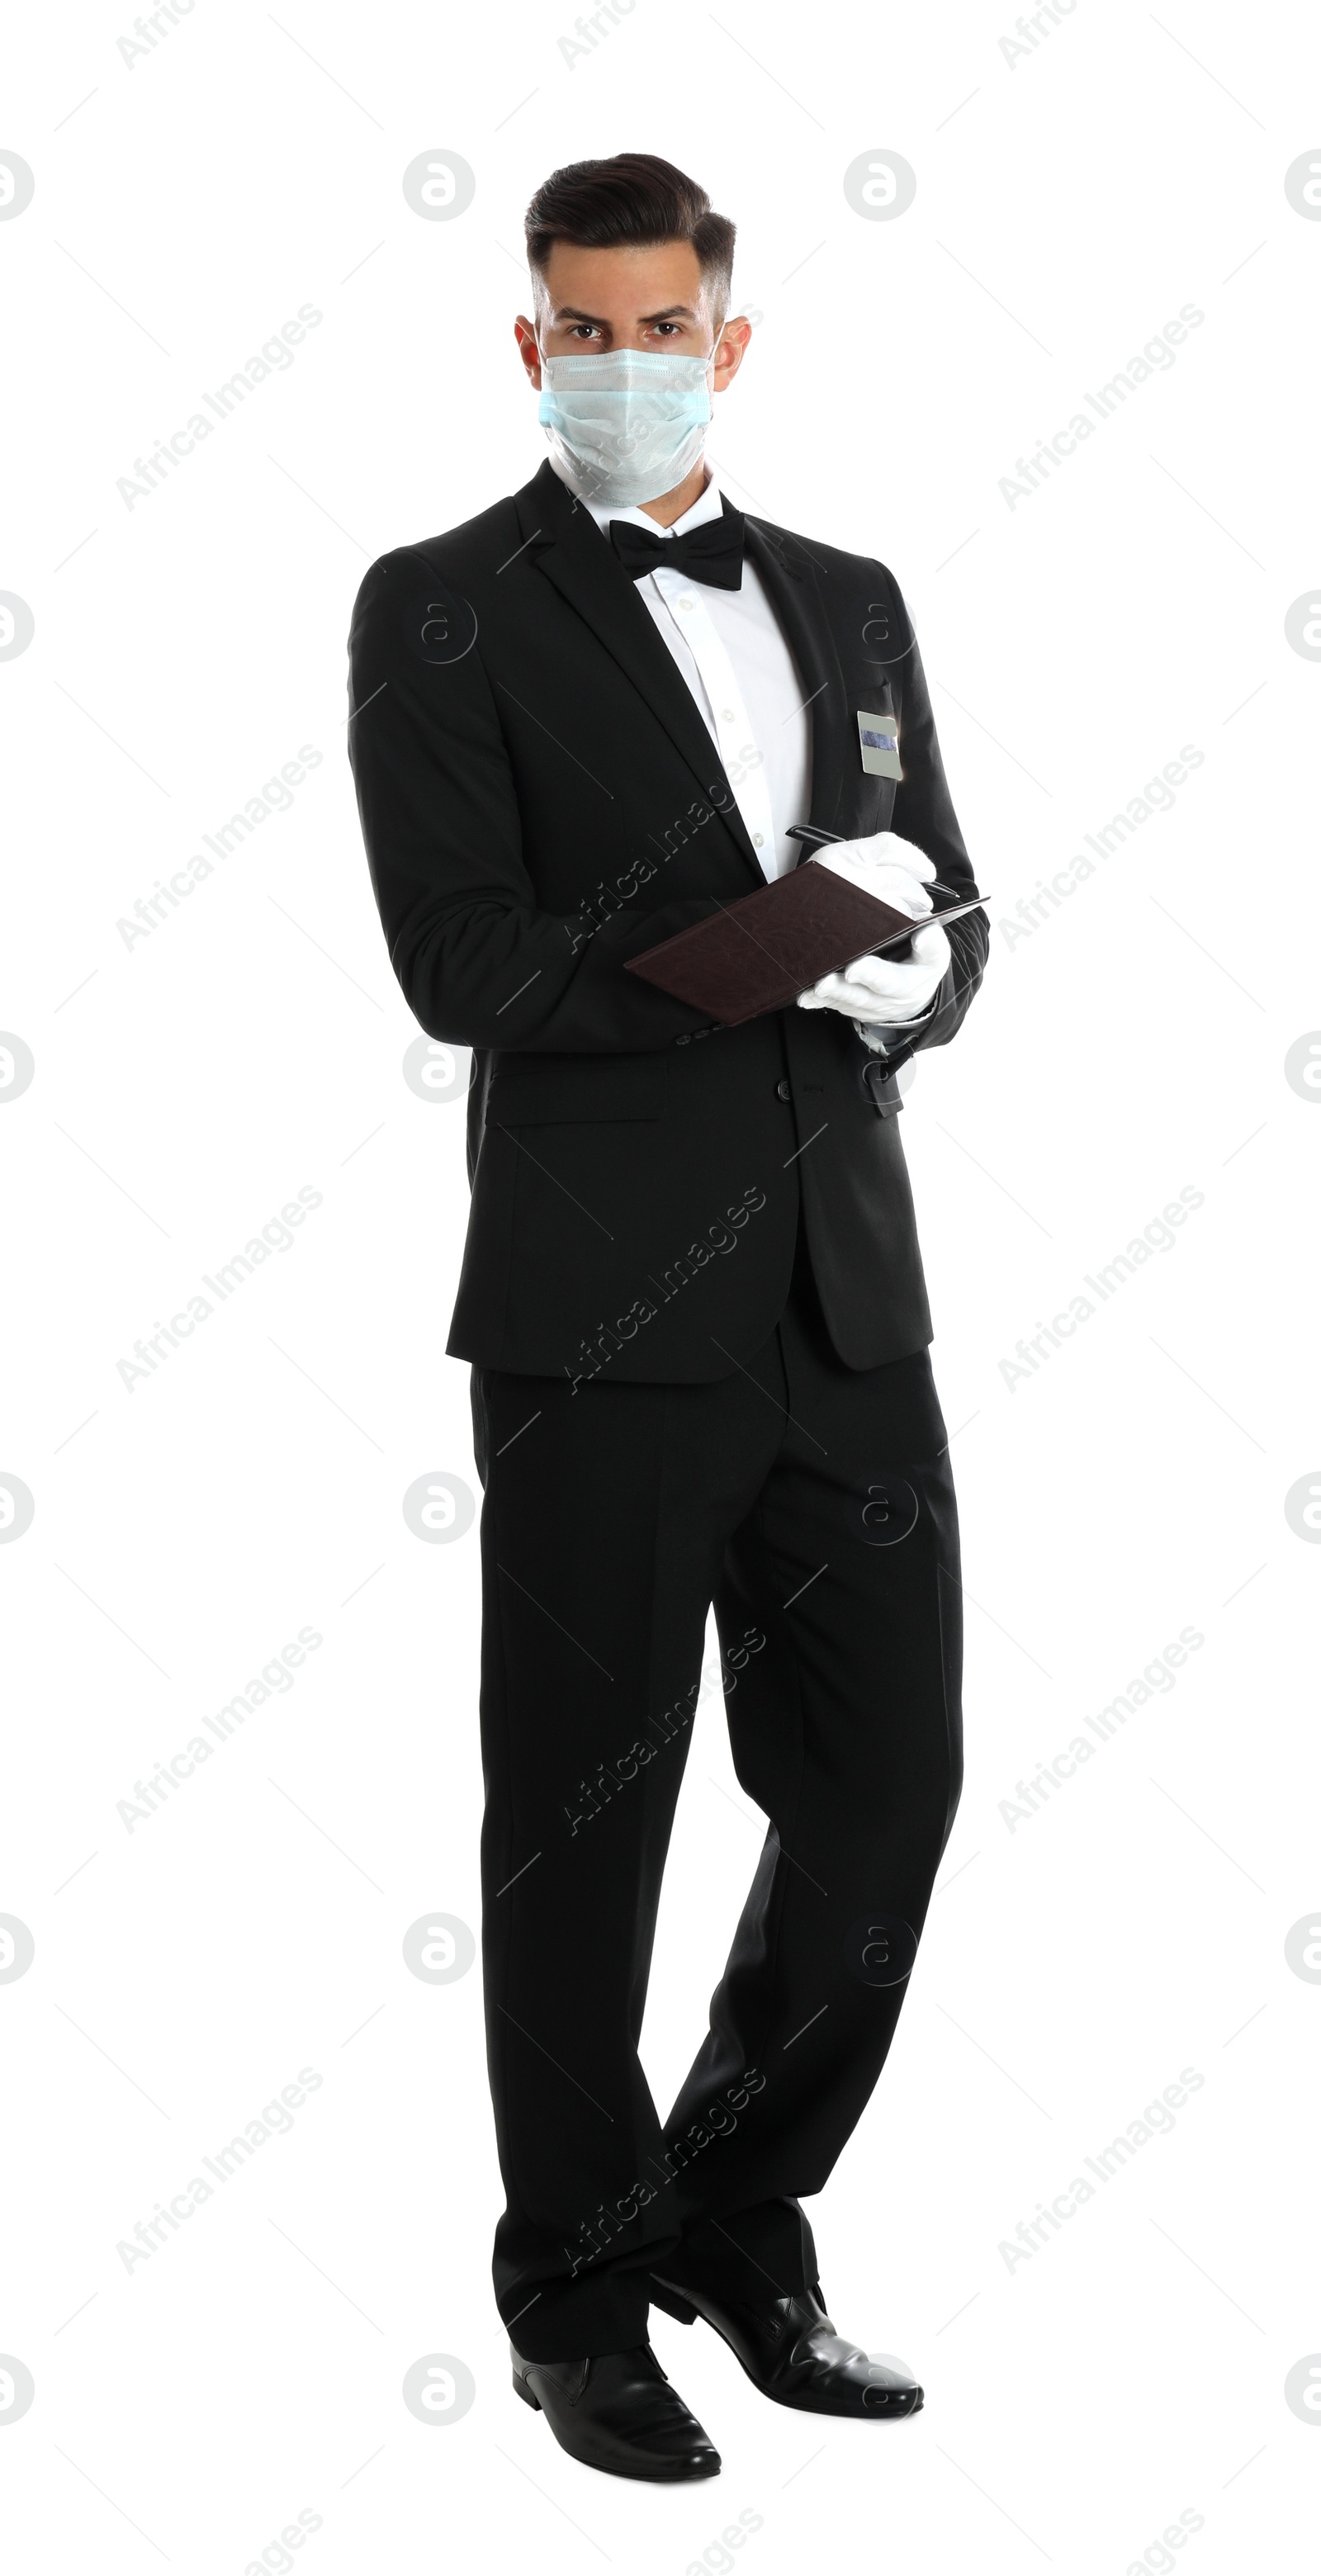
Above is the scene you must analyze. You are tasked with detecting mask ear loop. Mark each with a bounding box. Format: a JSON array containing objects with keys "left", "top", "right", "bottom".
[{"left": 698, "top": 312, "right": 724, "bottom": 417}]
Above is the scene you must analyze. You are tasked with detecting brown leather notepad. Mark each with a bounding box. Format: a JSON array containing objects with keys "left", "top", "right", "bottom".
[{"left": 624, "top": 859, "right": 983, "bottom": 1029}]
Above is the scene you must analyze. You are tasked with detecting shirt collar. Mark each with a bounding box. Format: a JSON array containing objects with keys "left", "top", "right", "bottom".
[{"left": 571, "top": 467, "right": 726, "bottom": 546}]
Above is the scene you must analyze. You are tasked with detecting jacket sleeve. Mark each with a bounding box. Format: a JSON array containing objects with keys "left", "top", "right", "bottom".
[
  {"left": 876, "top": 571, "right": 989, "bottom": 1072},
  {"left": 347, "top": 549, "right": 724, "bottom": 1054}
]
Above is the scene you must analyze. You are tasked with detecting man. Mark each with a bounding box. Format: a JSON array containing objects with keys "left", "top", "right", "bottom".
[{"left": 348, "top": 153, "right": 987, "bottom": 2484}]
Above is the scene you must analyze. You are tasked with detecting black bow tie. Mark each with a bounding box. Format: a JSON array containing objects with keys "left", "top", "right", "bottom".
[{"left": 609, "top": 508, "right": 745, "bottom": 591}]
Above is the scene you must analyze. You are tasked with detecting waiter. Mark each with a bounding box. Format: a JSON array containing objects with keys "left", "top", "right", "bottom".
[{"left": 348, "top": 152, "right": 987, "bottom": 2484}]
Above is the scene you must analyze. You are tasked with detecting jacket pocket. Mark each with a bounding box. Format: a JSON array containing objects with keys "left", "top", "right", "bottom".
[{"left": 485, "top": 1052, "right": 666, "bottom": 1125}]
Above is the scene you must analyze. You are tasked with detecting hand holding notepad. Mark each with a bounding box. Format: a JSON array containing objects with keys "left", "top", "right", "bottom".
[
  {"left": 801, "top": 835, "right": 949, "bottom": 1028},
  {"left": 623, "top": 833, "right": 986, "bottom": 1030}
]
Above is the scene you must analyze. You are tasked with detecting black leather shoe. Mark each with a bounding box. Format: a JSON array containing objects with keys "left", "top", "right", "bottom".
[
  {"left": 510, "top": 2340, "right": 722, "bottom": 2480},
  {"left": 649, "top": 2274, "right": 923, "bottom": 2419}
]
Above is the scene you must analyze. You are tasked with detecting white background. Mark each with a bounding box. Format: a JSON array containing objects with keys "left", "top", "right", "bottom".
[{"left": 2, "top": 1, "right": 1319, "bottom": 2569}]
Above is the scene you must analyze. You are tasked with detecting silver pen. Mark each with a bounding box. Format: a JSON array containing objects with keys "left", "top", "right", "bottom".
[{"left": 784, "top": 825, "right": 987, "bottom": 935}]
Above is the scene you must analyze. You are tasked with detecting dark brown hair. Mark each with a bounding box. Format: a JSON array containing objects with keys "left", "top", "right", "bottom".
[{"left": 524, "top": 154, "right": 736, "bottom": 318}]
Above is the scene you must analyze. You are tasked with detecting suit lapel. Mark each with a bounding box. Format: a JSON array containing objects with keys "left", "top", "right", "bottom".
[
  {"left": 514, "top": 462, "right": 765, "bottom": 883},
  {"left": 743, "top": 516, "right": 856, "bottom": 841},
  {"left": 510, "top": 467, "right": 866, "bottom": 871}
]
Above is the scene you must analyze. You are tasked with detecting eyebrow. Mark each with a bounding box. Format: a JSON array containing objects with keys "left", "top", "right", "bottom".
[{"left": 552, "top": 303, "right": 699, "bottom": 327}]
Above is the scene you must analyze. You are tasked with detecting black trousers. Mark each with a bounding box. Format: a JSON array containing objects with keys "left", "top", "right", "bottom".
[{"left": 470, "top": 1231, "right": 964, "bottom": 2360}]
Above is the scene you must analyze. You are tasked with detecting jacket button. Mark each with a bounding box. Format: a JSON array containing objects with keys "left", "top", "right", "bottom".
[{"left": 775, "top": 1077, "right": 792, "bottom": 1101}]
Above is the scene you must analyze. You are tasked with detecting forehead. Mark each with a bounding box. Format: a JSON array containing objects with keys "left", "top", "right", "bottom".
[{"left": 537, "top": 238, "right": 707, "bottom": 320}]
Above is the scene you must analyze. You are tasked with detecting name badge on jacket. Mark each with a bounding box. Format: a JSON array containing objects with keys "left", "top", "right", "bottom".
[{"left": 857, "top": 710, "right": 901, "bottom": 779}]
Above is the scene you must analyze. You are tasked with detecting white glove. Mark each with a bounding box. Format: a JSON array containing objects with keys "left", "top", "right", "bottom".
[{"left": 796, "top": 833, "right": 950, "bottom": 1028}]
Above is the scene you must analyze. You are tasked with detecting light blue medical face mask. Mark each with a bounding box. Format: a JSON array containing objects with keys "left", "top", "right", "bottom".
[{"left": 537, "top": 348, "right": 713, "bottom": 506}]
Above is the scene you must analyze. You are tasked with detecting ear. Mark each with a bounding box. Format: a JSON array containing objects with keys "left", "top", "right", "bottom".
[
  {"left": 712, "top": 314, "right": 751, "bottom": 394},
  {"left": 514, "top": 315, "right": 542, "bottom": 391}
]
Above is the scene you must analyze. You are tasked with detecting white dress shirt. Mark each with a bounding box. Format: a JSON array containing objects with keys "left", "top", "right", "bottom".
[{"left": 578, "top": 471, "right": 812, "bottom": 881}]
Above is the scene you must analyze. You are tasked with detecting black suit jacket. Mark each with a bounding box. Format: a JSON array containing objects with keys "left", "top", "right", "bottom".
[{"left": 347, "top": 459, "right": 987, "bottom": 1379}]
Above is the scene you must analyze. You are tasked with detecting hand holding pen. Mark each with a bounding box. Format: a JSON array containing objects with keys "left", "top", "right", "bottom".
[{"left": 786, "top": 825, "right": 987, "bottom": 1028}]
